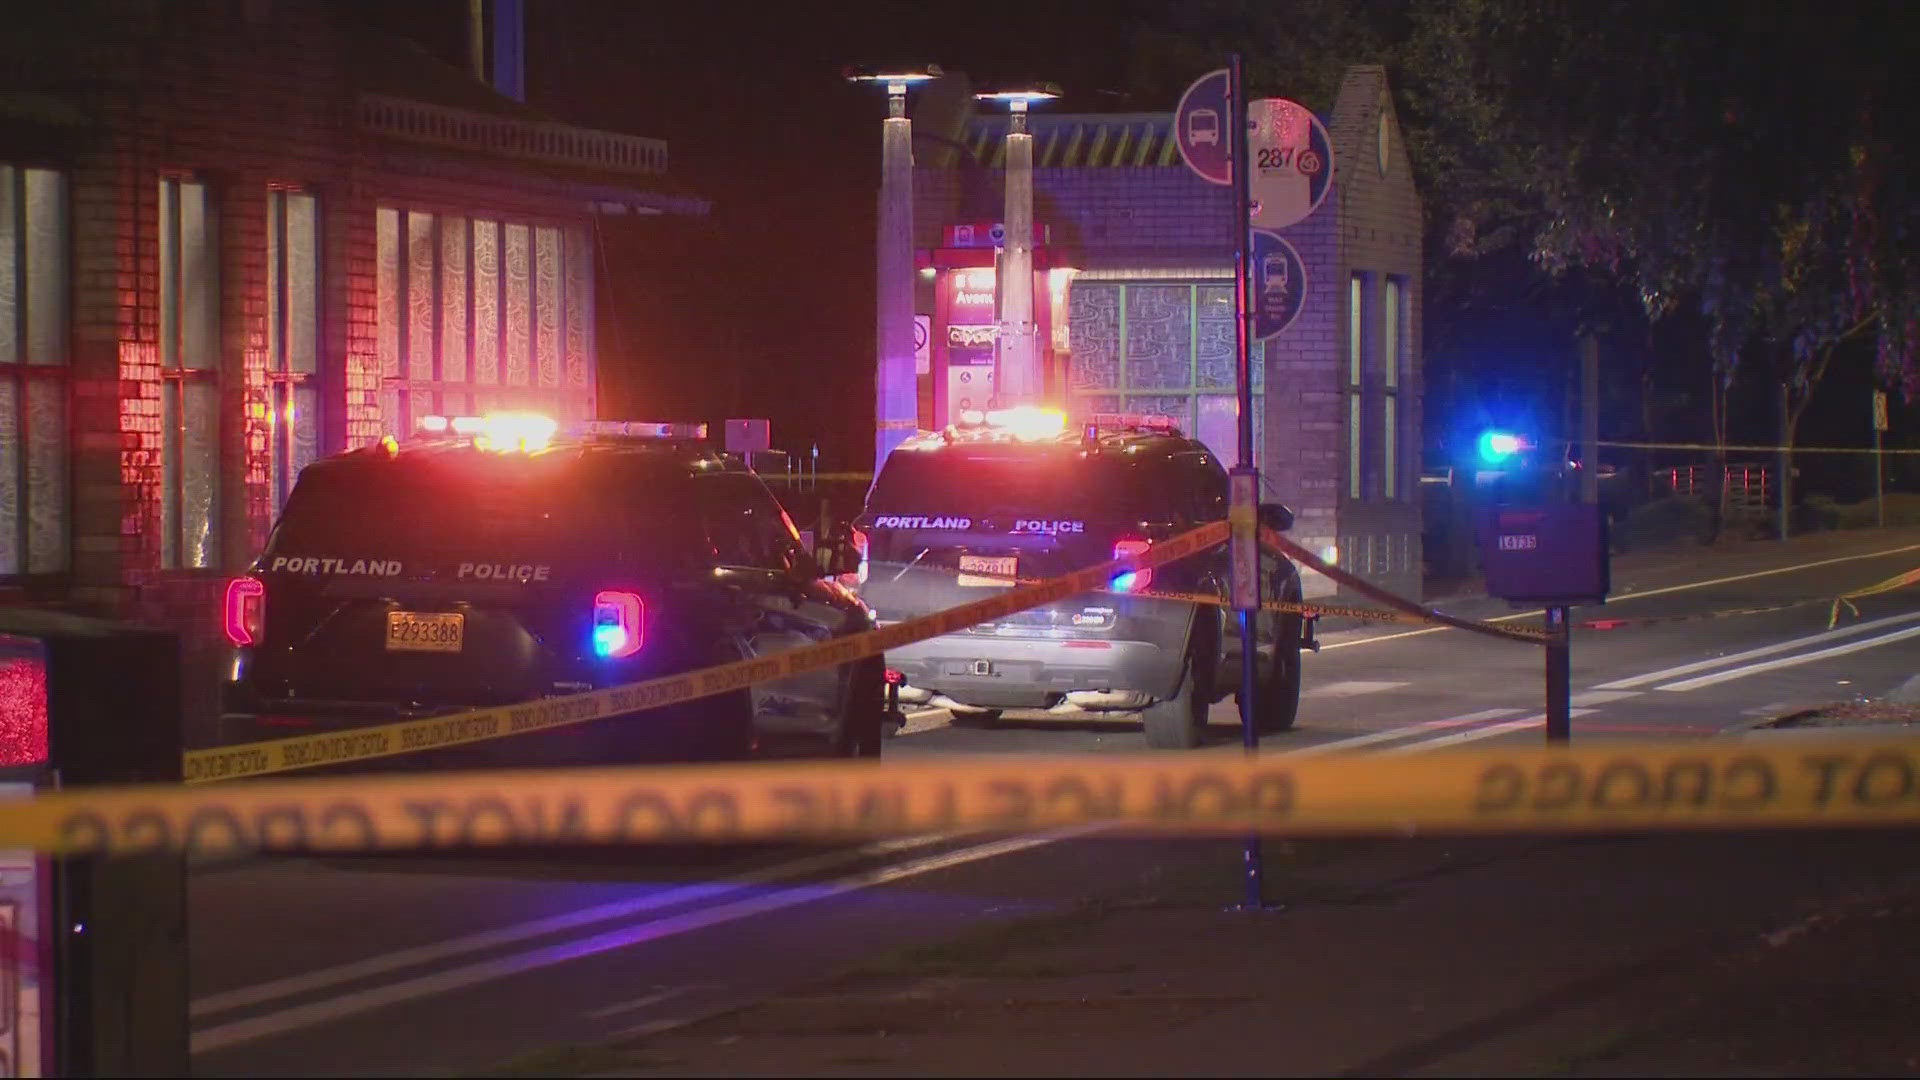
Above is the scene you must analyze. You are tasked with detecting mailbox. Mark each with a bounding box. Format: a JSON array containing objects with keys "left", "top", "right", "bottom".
[
  {"left": 1476, "top": 502, "right": 1609, "bottom": 606},
  {"left": 0, "top": 611, "right": 186, "bottom": 1077}
]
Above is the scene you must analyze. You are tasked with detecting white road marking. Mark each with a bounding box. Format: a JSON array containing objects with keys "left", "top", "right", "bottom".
[
  {"left": 1304, "top": 680, "right": 1411, "bottom": 698},
  {"left": 1284, "top": 709, "right": 1522, "bottom": 757},
  {"left": 1379, "top": 710, "right": 1597, "bottom": 753},
  {"left": 586, "top": 986, "right": 699, "bottom": 1020},
  {"left": 190, "top": 832, "right": 961, "bottom": 1020},
  {"left": 1320, "top": 541, "right": 1920, "bottom": 651},
  {"left": 1570, "top": 689, "right": 1644, "bottom": 707},
  {"left": 1656, "top": 624, "right": 1920, "bottom": 692},
  {"left": 1594, "top": 610, "right": 1920, "bottom": 690},
  {"left": 190, "top": 828, "right": 1098, "bottom": 1055}
]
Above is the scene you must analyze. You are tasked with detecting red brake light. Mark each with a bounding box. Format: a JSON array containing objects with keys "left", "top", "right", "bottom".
[
  {"left": 225, "top": 577, "right": 265, "bottom": 646},
  {"left": 592, "top": 590, "right": 644, "bottom": 659},
  {"left": 1112, "top": 538, "right": 1152, "bottom": 593}
]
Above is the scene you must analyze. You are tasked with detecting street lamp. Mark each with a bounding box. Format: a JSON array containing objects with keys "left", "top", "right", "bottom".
[
  {"left": 975, "top": 83, "right": 1060, "bottom": 408},
  {"left": 846, "top": 64, "right": 943, "bottom": 469}
]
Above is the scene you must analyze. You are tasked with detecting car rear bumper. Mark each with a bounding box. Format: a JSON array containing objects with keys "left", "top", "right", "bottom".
[{"left": 882, "top": 631, "right": 1185, "bottom": 710}]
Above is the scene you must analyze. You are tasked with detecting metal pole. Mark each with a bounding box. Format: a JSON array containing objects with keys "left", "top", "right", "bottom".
[
  {"left": 1778, "top": 381, "right": 1791, "bottom": 542},
  {"left": 1580, "top": 336, "right": 1600, "bottom": 505},
  {"left": 875, "top": 87, "right": 919, "bottom": 469},
  {"left": 1545, "top": 606, "right": 1570, "bottom": 742},
  {"left": 1228, "top": 53, "right": 1266, "bottom": 911},
  {"left": 1875, "top": 392, "right": 1886, "bottom": 528}
]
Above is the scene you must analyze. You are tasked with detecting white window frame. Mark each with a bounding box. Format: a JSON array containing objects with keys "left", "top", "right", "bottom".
[
  {"left": 267, "top": 186, "right": 320, "bottom": 513},
  {"left": 1383, "top": 275, "right": 1404, "bottom": 501},
  {"left": 1347, "top": 273, "right": 1366, "bottom": 501},
  {"left": 159, "top": 175, "right": 221, "bottom": 570},
  {"left": 0, "top": 165, "right": 69, "bottom": 578}
]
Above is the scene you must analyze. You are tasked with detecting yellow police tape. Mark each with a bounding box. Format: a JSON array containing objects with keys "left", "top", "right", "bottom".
[
  {"left": 25, "top": 736, "right": 1920, "bottom": 856},
  {"left": 1592, "top": 439, "right": 1920, "bottom": 456},
  {"left": 182, "top": 521, "right": 1231, "bottom": 785},
  {"left": 1829, "top": 565, "right": 1920, "bottom": 628},
  {"left": 1258, "top": 526, "right": 1553, "bottom": 644}
]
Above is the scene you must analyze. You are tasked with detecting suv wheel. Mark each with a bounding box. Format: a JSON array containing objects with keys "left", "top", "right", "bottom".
[
  {"left": 1143, "top": 619, "right": 1217, "bottom": 749},
  {"left": 833, "top": 657, "right": 886, "bottom": 759},
  {"left": 1259, "top": 613, "right": 1303, "bottom": 733}
]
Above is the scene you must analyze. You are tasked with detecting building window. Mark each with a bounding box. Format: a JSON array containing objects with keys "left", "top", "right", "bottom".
[
  {"left": 267, "top": 188, "right": 320, "bottom": 513},
  {"left": 1383, "top": 275, "right": 1403, "bottom": 500},
  {"left": 0, "top": 166, "right": 69, "bottom": 577},
  {"left": 376, "top": 207, "right": 594, "bottom": 438},
  {"left": 1348, "top": 273, "right": 1365, "bottom": 501},
  {"left": 1064, "top": 281, "right": 1262, "bottom": 467},
  {"left": 159, "top": 177, "right": 221, "bottom": 569}
]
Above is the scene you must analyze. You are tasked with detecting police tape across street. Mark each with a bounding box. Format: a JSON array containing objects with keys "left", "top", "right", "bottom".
[
  {"left": 182, "top": 520, "right": 1232, "bottom": 783},
  {"left": 24, "top": 736, "right": 1920, "bottom": 856}
]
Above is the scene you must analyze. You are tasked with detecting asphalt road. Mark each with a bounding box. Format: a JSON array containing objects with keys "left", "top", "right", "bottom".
[{"left": 187, "top": 529, "right": 1920, "bottom": 1076}]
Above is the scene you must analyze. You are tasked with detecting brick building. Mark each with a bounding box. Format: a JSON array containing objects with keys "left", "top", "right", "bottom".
[
  {"left": 914, "top": 66, "right": 1421, "bottom": 597},
  {"left": 0, "top": 1, "right": 699, "bottom": 650}
]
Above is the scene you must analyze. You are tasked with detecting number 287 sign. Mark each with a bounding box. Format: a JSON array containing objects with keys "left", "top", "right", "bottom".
[{"left": 1250, "top": 98, "right": 1333, "bottom": 230}]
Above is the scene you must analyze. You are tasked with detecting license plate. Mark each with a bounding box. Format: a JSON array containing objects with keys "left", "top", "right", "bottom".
[
  {"left": 957, "top": 555, "right": 1017, "bottom": 587},
  {"left": 385, "top": 611, "right": 465, "bottom": 653}
]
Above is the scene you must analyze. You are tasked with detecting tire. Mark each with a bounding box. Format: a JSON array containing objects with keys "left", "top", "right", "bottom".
[
  {"left": 1143, "top": 619, "right": 1217, "bottom": 750},
  {"left": 1259, "top": 615, "right": 1303, "bottom": 734},
  {"left": 1236, "top": 579, "right": 1304, "bottom": 734},
  {"left": 833, "top": 657, "right": 886, "bottom": 759}
]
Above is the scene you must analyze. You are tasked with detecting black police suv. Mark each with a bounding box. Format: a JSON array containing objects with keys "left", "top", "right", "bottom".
[
  {"left": 223, "top": 417, "right": 884, "bottom": 763},
  {"left": 851, "top": 410, "right": 1307, "bottom": 749}
]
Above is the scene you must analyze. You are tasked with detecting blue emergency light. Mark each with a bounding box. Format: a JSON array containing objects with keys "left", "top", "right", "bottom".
[{"left": 1477, "top": 430, "right": 1527, "bottom": 465}]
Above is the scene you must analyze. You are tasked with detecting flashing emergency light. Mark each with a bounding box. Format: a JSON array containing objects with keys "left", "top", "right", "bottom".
[
  {"left": 474, "top": 412, "right": 557, "bottom": 452},
  {"left": 1477, "top": 430, "right": 1528, "bottom": 465},
  {"left": 415, "top": 413, "right": 558, "bottom": 452},
  {"left": 591, "top": 590, "right": 644, "bottom": 659},
  {"left": 984, "top": 405, "right": 1067, "bottom": 439},
  {"left": 1111, "top": 537, "right": 1153, "bottom": 593}
]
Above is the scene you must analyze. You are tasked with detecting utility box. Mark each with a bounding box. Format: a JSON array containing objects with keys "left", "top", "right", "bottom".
[
  {"left": 0, "top": 611, "right": 187, "bottom": 1077},
  {"left": 1476, "top": 503, "right": 1610, "bottom": 606}
]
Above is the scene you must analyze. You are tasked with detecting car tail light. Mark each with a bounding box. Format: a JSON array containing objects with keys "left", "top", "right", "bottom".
[
  {"left": 1111, "top": 538, "right": 1152, "bottom": 593},
  {"left": 224, "top": 577, "right": 265, "bottom": 646},
  {"left": 592, "top": 590, "right": 644, "bottom": 659}
]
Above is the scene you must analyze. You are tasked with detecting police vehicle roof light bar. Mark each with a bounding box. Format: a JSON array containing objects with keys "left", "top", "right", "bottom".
[
  {"left": 1088, "top": 412, "right": 1180, "bottom": 433},
  {"left": 572, "top": 420, "right": 710, "bottom": 440}
]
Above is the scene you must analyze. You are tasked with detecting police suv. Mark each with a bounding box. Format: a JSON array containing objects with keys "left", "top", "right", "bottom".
[
  {"left": 222, "top": 414, "right": 884, "bottom": 763},
  {"left": 852, "top": 408, "right": 1307, "bottom": 749}
]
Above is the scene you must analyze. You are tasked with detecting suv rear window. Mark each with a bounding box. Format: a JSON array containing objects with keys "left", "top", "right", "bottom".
[
  {"left": 269, "top": 452, "right": 697, "bottom": 564},
  {"left": 868, "top": 447, "right": 1178, "bottom": 522}
]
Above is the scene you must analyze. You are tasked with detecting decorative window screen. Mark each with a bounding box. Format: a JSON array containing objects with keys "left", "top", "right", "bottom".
[
  {"left": 1067, "top": 281, "right": 1263, "bottom": 467},
  {"left": 376, "top": 207, "right": 593, "bottom": 438}
]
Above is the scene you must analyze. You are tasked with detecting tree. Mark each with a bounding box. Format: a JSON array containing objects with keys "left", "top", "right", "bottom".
[{"left": 1401, "top": 0, "right": 1920, "bottom": 525}]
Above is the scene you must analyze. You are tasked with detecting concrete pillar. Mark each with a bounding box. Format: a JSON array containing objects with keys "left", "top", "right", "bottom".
[
  {"left": 874, "top": 104, "right": 918, "bottom": 468},
  {"left": 996, "top": 116, "right": 1039, "bottom": 405}
]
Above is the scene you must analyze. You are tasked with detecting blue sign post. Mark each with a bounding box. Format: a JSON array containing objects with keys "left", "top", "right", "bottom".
[
  {"left": 1250, "top": 229, "right": 1308, "bottom": 340},
  {"left": 1174, "top": 68, "right": 1232, "bottom": 186}
]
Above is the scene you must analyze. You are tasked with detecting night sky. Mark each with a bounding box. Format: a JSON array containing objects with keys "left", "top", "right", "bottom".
[{"left": 345, "top": 0, "right": 1152, "bottom": 470}]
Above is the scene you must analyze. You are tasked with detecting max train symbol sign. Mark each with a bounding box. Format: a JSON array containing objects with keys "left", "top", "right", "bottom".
[
  {"left": 1251, "top": 230, "right": 1307, "bottom": 340},
  {"left": 1249, "top": 98, "right": 1333, "bottom": 229}
]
